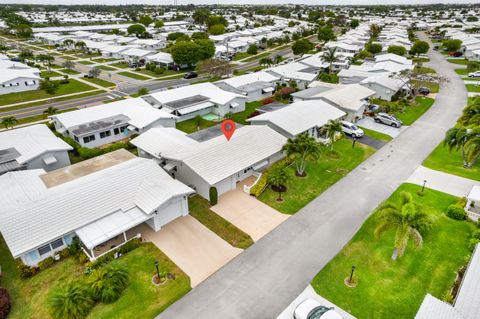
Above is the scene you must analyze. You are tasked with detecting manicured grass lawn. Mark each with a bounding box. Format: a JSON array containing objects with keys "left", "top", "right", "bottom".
[
  {"left": 455, "top": 69, "right": 470, "bottom": 76},
  {"left": 464, "top": 77, "right": 480, "bottom": 81},
  {"left": 412, "top": 80, "right": 439, "bottom": 93},
  {"left": 412, "top": 57, "right": 430, "bottom": 63},
  {"left": 79, "top": 60, "right": 95, "bottom": 65},
  {"left": 231, "top": 100, "right": 263, "bottom": 125},
  {"left": 394, "top": 96, "right": 435, "bottom": 125},
  {"left": 118, "top": 71, "right": 150, "bottom": 80},
  {"left": 447, "top": 58, "right": 469, "bottom": 65},
  {"left": 138, "top": 69, "right": 184, "bottom": 78},
  {"left": 423, "top": 142, "right": 480, "bottom": 181},
  {"left": 61, "top": 55, "right": 78, "bottom": 60},
  {"left": 60, "top": 68, "right": 81, "bottom": 75},
  {"left": 242, "top": 52, "right": 271, "bottom": 62},
  {"left": 111, "top": 62, "right": 130, "bottom": 69},
  {"left": 96, "top": 65, "right": 116, "bottom": 71},
  {"left": 188, "top": 196, "right": 254, "bottom": 249},
  {"left": 259, "top": 139, "right": 375, "bottom": 214},
  {"left": 40, "top": 70, "right": 61, "bottom": 78},
  {"left": 0, "top": 80, "right": 96, "bottom": 106},
  {"left": 92, "top": 57, "right": 118, "bottom": 63},
  {"left": 311, "top": 183, "right": 475, "bottom": 319},
  {"left": 415, "top": 66, "right": 436, "bottom": 74},
  {"left": 466, "top": 84, "right": 480, "bottom": 92},
  {"left": 11, "top": 108, "right": 78, "bottom": 126},
  {"left": 83, "top": 77, "right": 115, "bottom": 88},
  {"left": 233, "top": 52, "right": 252, "bottom": 61},
  {"left": 0, "top": 236, "right": 190, "bottom": 319},
  {"left": 359, "top": 127, "right": 393, "bottom": 142}
]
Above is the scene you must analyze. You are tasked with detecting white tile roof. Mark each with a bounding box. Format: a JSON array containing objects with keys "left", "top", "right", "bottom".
[
  {"left": 52, "top": 98, "right": 175, "bottom": 131},
  {"left": 267, "top": 62, "right": 318, "bottom": 82},
  {"left": 315, "top": 84, "right": 376, "bottom": 112},
  {"left": 415, "top": 294, "right": 464, "bottom": 319},
  {"left": 360, "top": 74, "right": 407, "bottom": 91},
  {"left": 454, "top": 244, "right": 480, "bottom": 319},
  {"left": 216, "top": 71, "right": 280, "bottom": 89},
  {"left": 0, "top": 124, "right": 72, "bottom": 164},
  {"left": 0, "top": 157, "right": 193, "bottom": 257},
  {"left": 247, "top": 100, "right": 345, "bottom": 136},
  {"left": 375, "top": 53, "right": 413, "bottom": 65}
]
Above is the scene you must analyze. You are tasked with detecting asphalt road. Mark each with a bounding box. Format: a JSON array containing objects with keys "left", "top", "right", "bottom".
[{"left": 156, "top": 33, "right": 468, "bottom": 319}]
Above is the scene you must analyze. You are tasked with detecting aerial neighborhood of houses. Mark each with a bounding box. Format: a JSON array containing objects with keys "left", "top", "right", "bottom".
[{"left": 0, "top": 3, "right": 480, "bottom": 319}]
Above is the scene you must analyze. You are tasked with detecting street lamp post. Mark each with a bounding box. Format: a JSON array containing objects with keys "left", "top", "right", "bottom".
[
  {"left": 154, "top": 260, "right": 160, "bottom": 279},
  {"left": 352, "top": 137, "right": 356, "bottom": 149},
  {"left": 349, "top": 265, "right": 356, "bottom": 283},
  {"left": 422, "top": 180, "right": 427, "bottom": 193}
]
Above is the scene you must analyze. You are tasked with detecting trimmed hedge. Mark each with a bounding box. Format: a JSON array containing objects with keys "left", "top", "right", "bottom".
[
  {"left": 209, "top": 187, "right": 218, "bottom": 206},
  {"left": 85, "top": 238, "right": 141, "bottom": 271},
  {"left": 0, "top": 288, "right": 11, "bottom": 319},
  {"left": 250, "top": 157, "right": 293, "bottom": 197},
  {"left": 446, "top": 204, "right": 466, "bottom": 220}
]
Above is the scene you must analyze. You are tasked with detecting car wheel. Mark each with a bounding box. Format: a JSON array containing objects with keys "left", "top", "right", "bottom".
[
  {"left": 374, "top": 119, "right": 380, "bottom": 123},
  {"left": 391, "top": 123, "right": 397, "bottom": 128}
]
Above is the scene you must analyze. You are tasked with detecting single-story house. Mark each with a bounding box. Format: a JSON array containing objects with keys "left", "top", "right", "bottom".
[
  {"left": 145, "top": 52, "right": 175, "bottom": 68},
  {"left": 214, "top": 71, "right": 281, "bottom": 102},
  {"left": 0, "top": 124, "right": 72, "bottom": 174},
  {"left": 0, "top": 69, "right": 41, "bottom": 95},
  {"left": 0, "top": 149, "right": 193, "bottom": 266},
  {"left": 360, "top": 74, "right": 410, "bottom": 101},
  {"left": 415, "top": 244, "right": 480, "bottom": 319},
  {"left": 266, "top": 62, "right": 319, "bottom": 90},
  {"left": 375, "top": 53, "right": 413, "bottom": 66},
  {"left": 118, "top": 48, "right": 154, "bottom": 63},
  {"left": 247, "top": 100, "right": 346, "bottom": 141},
  {"left": 131, "top": 125, "right": 287, "bottom": 200},
  {"left": 50, "top": 98, "right": 176, "bottom": 148},
  {"left": 142, "top": 83, "right": 247, "bottom": 122}
]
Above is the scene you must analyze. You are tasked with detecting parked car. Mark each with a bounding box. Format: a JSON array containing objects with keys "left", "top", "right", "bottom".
[
  {"left": 468, "top": 71, "right": 480, "bottom": 78},
  {"left": 294, "top": 299, "right": 343, "bottom": 319},
  {"left": 340, "top": 121, "right": 364, "bottom": 138},
  {"left": 448, "top": 51, "right": 463, "bottom": 57},
  {"left": 374, "top": 113, "right": 403, "bottom": 128},
  {"left": 83, "top": 74, "right": 94, "bottom": 79},
  {"left": 184, "top": 71, "right": 198, "bottom": 79},
  {"left": 417, "top": 87, "right": 431, "bottom": 96}
]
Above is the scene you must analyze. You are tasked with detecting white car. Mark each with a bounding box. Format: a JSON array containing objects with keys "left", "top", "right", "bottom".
[
  {"left": 468, "top": 71, "right": 480, "bottom": 78},
  {"left": 294, "top": 299, "right": 343, "bottom": 319},
  {"left": 340, "top": 121, "right": 364, "bottom": 138}
]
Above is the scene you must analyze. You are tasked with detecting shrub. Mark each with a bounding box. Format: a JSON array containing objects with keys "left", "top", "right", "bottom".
[
  {"left": 68, "top": 236, "right": 81, "bottom": 256},
  {"left": 16, "top": 260, "right": 38, "bottom": 279},
  {"left": 59, "top": 248, "right": 71, "bottom": 259},
  {"left": 262, "top": 97, "right": 274, "bottom": 105},
  {"left": 250, "top": 157, "right": 294, "bottom": 197},
  {"left": 88, "top": 264, "right": 129, "bottom": 303},
  {"left": 38, "top": 256, "right": 54, "bottom": 270},
  {"left": 118, "top": 238, "right": 141, "bottom": 255},
  {"left": 209, "top": 187, "right": 218, "bottom": 206},
  {"left": 48, "top": 281, "right": 94, "bottom": 319},
  {"left": 319, "top": 73, "right": 339, "bottom": 84},
  {"left": 77, "top": 252, "right": 90, "bottom": 264},
  {"left": 468, "top": 238, "right": 480, "bottom": 252},
  {"left": 0, "top": 288, "right": 11, "bottom": 319},
  {"left": 89, "top": 239, "right": 141, "bottom": 270},
  {"left": 154, "top": 67, "right": 165, "bottom": 75},
  {"left": 446, "top": 204, "right": 466, "bottom": 220},
  {"left": 472, "top": 229, "right": 480, "bottom": 240}
]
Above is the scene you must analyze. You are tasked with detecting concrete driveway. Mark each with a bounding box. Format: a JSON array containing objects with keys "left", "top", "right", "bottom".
[
  {"left": 357, "top": 117, "right": 408, "bottom": 138},
  {"left": 211, "top": 180, "right": 289, "bottom": 242},
  {"left": 135, "top": 216, "right": 242, "bottom": 287},
  {"left": 277, "top": 285, "right": 356, "bottom": 319}
]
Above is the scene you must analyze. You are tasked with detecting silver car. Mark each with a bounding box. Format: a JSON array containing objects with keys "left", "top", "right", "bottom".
[{"left": 374, "top": 112, "right": 402, "bottom": 128}]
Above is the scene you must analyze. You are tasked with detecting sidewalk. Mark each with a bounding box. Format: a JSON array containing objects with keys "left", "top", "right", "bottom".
[{"left": 406, "top": 165, "right": 478, "bottom": 197}]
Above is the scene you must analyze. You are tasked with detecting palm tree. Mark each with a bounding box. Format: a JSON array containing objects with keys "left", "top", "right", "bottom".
[
  {"left": 259, "top": 57, "right": 273, "bottom": 67},
  {"left": 62, "top": 39, "right": 74, "bottom": 49},
  {"left": 374, "top": 191, "right": 433, "bottom": 260},
  {"left": 88, "top": 264, "right": 129, "bottom": 303},
  {"left": 267, "top": 166, "right": 290, "bottom": 201},
  {"left": 274, "top": 55, "right": 283, "bottom": 65},
  {"left": 458, "top": 101, "right": 480, "bottom": 126},
  {"left": 282, "top": 133, "right": 321, "bottom": 177},
  {"left": 444, "top": 127, "right": 480, "bottom": 168},
  {"left": 1, "top": 117, "right": 17, "bottom": 129},
  {"left": 43, "top": 106, "right": 59, "bottom": 116},
  {"left": 464, "top": 135, "right": 480, "bottom": 168},
  {"left": 323, "top": 47, "right": 339, "bottom": 74},
  {"left": 74, "top": 41, "right": 86, "bottom": 55},
  {"left": 48, "top": 281, "right": 94, "bottom": 319},
  {"left": 322, "top": 120, "right": 344, "bottom": 150}
]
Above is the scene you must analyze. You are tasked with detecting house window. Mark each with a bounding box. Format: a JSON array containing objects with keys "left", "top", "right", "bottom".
[
  {"left": 51, "top": 238, "right": 64, "bottom": 250},
  {"left": 38, "top": 244, "right": 52, "bottom": 256},
  {"left": 99, "top": 130, "right": 111, "bottom": 138},
  {"left": 120, "top": 126, "right": 128, "bottom": 133},
  {"left": 113, "top": 128, "right": 120, "bottom": 135},
  {"left": 74, "top": 135, "right": 79, "bottom": 142},
  {"left": 24, "top": 81, "right": 28, "bottom": 86},
  {"left": 83, "top": 135, "right": 96, "bottom": 143}
]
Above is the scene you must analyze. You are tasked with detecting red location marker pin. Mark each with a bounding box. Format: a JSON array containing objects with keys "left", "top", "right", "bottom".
[{"left": 221, "top": 119, "right": 236, "bottom": 141}]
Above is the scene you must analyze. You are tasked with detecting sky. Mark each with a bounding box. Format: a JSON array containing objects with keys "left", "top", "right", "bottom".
[{"left": 0, "top": 0, "right": 478, "bottom": 5}]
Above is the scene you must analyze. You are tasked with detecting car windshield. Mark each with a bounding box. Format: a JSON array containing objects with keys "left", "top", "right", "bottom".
[
  {"left": 351, "top": 125, "right": 358, "bottom": 130},
  {"left": 307, "top": 306, "right": 329, "bottom": 319}
]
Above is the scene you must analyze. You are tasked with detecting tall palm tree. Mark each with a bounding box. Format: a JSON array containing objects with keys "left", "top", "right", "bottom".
[
  {"left": 322, "top": 120, "right": 344, "bottom": 150},
  {"left": 74, "top": 41, "right": 86, "bottom": 55},
  {"left": 374, "top": 191, "right": 433, "bottom": 260},
  {"left": 1, "top": 117, "right": 17, "bottom": 129},
  {"left": 267, "top": 166, "right": 290, "bottom": 201},
  {"left": 458, "top": 102, "right": 480, "bottom": 126},
  {"left": 63, "top": 39, "right": 74, "bottom": 49},
  {"left": 282, "top": 133, "right": 321, "bottom": 177},
  {"left": 323, "top": 47, "right": 338, "bottom": 74},
  {"left": 464, "top": 135, "right": 480, "bottom": 168},
  {"left": 48, "top": 281, "right": 94, "bottom": 319},
  {"left": 43, "top": 106, "right": 59, "bottom": 116},
  {"left": 444, "top": 126, "right": 480, "bottom": 168}
]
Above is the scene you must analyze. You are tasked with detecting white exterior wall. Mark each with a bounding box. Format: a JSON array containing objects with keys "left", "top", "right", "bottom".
[
  {"left": 361, "top": 82, "right": 395, "bottom": 101},
  {"left": 25, "top": 150, "right": 71, "bottom": 172},
  {"left": 20, "top": 233, "right": 75, "bottom": 267},
  {"left": 0, "top": 77, "right": 39, "bottom": 95}
]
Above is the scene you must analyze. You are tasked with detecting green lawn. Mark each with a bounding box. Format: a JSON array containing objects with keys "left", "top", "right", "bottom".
[
  {"left": 92, "top": 57, "right": 118, "bottom": 63},
  {"left": 83, "top": 77, "right": 115, "bottom": 88},
  {"left": 259, "top": 139, "right": 375, "bottom": 214},
  {"left": 231, "top": 100, "right": 263, "bottom": 125},
  {"left": 412, "top": 80, "right": 440, "bottom": 93},
  {"left": 10, "top": 108, "right": 78, "bottom": 126},
  {"left": 188, "top": 196, "right": 254, "bottom": 249},
  {"left": 412, "top": 57, "right": 430, "bottom": 63},
  {"left": 415, "top": 66, "right": 436, "bottom": 74},
  {"left": 466, "top": 84, "right": 480, "bottom": 92},
  {"left": 79, "top": 60, "right": 95, "bottom": 65},
  {"left": 96, "top": 65, "right": 116, "bottom": 71},
  {"left": 242, "top": 52, "right": 271, "bottom": 62},
  {"left": 447, "top": 58, "right": 469, "bottom": 65},
  {"left": 139, "top": 69, "right": 184, "bottom": 78},
  {"left": 61, "top": 55, "right": 78, "bottom": 60},
  {"left": 455, "top": 69, "right": 470, "bottom": 76},
  {"left": 233, "top": 52, "right": 252, "bottom": 61},
  {"left": 0, "top": 79, "right": 96, "bottom": 106},
  {"left": 59, "top": 68, "right": 80, "bottom": 75},
  {"left": 311, "top": 183, "right": 475, "bottom": 319},
  {"left": 40, "top": 70, "right": 61, "bottom": 78},
  {"left": 175, "top": 116, "right": 217, "bottom": 134},
  {"left": 111, "top": 62, "right": 130, "bottom": 69},
  {"left": 464, "top": 77, "right": 480, "bottom": 81},
  {"left": 0, "top": 235, "right": 190, "bottom": 319},
  {"left": 118, "top": 71, "right": 150, "bottom": 80},
  {"left": 394, "top": 97, "right": 435, "bottom": 125},
  {"left": 359, "top": 127, "right": 393, "bottom": 142},
  {"left": 423, "top": 142, "right": 480, "bottom": 181}
]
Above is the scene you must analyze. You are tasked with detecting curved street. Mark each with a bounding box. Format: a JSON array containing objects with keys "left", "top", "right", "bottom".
[{"left": 157, "top": 33, "right": 468, "bottom": 319}]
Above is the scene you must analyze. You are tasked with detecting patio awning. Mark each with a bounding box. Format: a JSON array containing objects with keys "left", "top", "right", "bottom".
[
  {"left": 75, "top": 207, "right": 150, "bottom": 250},
  {"left": 177, "top": 101, "right": 214, "bottom": 115},
  {"left": 468, "top": 185, "right": 480, "bottom": 202}
]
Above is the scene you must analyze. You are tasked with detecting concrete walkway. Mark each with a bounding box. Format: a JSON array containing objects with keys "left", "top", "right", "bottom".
[
  {"left": 406, "top": 166, "right": 478, "bottom": 197},
  {"left": 276, "top": 285, "right": 356, "bottom": 319},
  {"left": 134, "top": 216, "right": 242, "bottom": 288},
  {"left": 157, "top": 32, "right": 469, "bottom": 319}
]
